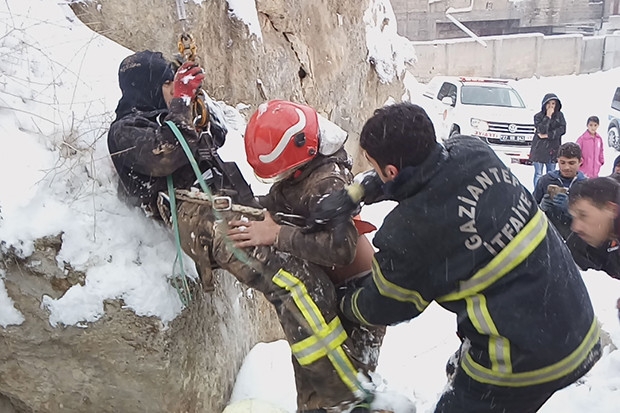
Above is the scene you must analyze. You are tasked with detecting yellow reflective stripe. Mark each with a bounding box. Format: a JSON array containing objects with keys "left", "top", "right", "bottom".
[
  {"left": 351, "top": 289, "right": 373, "bottom": 326},
  {"left": 290, "top": 317, "right": 347, "bottom": 365},
  {"left": 466, "top": 295, "right": 512, "bottom": 374},
  {"left": 272, "top": 269, "right": 323, "bottom": 331},
  {"left": 328, "top": 346, "right": 364, "bottom": 396},
  {"left": 439, "top": 210, "right": 548, "bottom": 302},
  {"left": 371, "top": 258, "right": 429, "bottom": 312},
  {"left": 271, "top": 269, "right": 363, "bottom": 394},
  {"left": 461, "top": 319, "right": 600, "bottom": 387}
]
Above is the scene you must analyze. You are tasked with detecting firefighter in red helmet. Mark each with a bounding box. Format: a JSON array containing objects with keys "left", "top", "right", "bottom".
[
  {"left": 233, "top": 100, "right": 386, "bottom": 412},
  {"left": 169, "top": 100, "right": 384, "bottom": 412}
]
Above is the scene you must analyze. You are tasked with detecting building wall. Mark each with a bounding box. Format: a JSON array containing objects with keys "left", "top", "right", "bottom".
[
  {"left": 393, "top": 0, "right": 607, "bottom": 40},
  {"left": 410, "top": 32, "right": 620, "bottom": 82}
]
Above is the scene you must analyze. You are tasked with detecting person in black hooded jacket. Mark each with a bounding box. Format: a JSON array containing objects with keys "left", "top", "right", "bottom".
[
  {"left": 612, "top": 154, "right": 620, "bottom": 175},
  {"left": 530, "top": 93, "right": 567, "bottom": 189},
  {"left": 107, "top": 50, "right": 230, "bottom": 218},
  {"left": 313, "top": 103, "right": 601, "bottom": 413}
]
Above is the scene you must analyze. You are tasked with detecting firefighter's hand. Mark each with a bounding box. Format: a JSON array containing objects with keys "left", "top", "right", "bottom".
[
  {"left": 227, "top": 211, "right": 281, "bottom": 248},
  {"left": 307, "top": 186, "right": 361, "bottom": 229},
  {"left": 173, "top": 62, "right": 205, "bottom": 103},
  {"left": 354, "top": 169, "right": 386, "bottom": 205},
  {"left": 336, "top": 272, "right": 371, "bottom": 314}
]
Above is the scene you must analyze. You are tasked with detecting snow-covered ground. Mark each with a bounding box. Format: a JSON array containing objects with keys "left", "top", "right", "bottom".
[{"left": 0, "top": 1, "right": 619, "bottom": 412}]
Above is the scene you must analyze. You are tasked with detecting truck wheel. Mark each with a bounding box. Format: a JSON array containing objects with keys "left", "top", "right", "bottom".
[{"left": 609, "top": 126, "right": 620, "bottom": 151}]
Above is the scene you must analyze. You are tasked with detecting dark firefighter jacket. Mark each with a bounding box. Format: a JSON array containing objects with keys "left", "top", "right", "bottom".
[
  {"left": 341, "top": 135, "right": 600, "bottom": 389},
  {"left": 259, "top": 148, "right": 358, "bottom": 269},
  {"left": 107, "top": 99, "right": 224, "bottom": 218},
  {"left": 530, "top": 93, "right": 567, "bottom": 163}
]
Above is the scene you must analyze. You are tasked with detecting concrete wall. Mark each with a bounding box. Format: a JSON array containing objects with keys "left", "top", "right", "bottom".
[
  {"left": 537, "top": 34, "right": 582, "bottom": 75},
  {"left": 410, "top": 32, "right": 620, "bottom": 82},
  {"left": 392, "top": 0, "right": 606, "bottom": 40},
  {"left": 604, "top": 33, "right": 620, "bottom": 69},
  {"left": 582, "top": 36, "right": 606, "bottom": 73}
]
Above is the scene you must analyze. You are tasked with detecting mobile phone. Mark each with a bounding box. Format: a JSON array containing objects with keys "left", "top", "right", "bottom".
[{"left": 547, "top": 184, "right": 567, "bottom": 200}]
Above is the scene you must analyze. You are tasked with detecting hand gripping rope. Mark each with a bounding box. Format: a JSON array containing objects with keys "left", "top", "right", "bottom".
[{"left": 174, "top": 0, "right": 209, "bottom": 130}]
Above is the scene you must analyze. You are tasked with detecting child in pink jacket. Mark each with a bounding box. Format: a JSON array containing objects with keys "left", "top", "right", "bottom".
[{"left": 576, "top": 116, "right": 605, "bottom": 177}]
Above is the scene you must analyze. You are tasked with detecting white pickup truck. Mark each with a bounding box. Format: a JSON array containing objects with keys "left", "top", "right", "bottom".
[
  {"left": 608, "top": 86, "right": 620, "bottom": 151},
  {"left": 422, "top": 76, "right": 536, "bottom": 163}
]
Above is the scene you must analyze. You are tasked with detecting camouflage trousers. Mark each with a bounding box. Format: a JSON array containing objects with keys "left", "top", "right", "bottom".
[{"left": 170, "top": 200, "right": 385, "bottom": 412}]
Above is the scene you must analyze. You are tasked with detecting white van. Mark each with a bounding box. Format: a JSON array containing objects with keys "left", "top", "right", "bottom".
[{"left": 422, "top": 76, "right": 536, "bottom": 163}]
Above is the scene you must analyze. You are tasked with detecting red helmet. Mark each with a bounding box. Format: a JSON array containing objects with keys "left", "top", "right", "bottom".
[{"left": 245, "top": 100, "right": 319, "bottom": 181}]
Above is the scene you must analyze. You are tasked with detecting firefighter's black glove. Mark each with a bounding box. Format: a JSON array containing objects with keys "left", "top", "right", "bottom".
[
  {"left": 306, "top": 171, "right": 384, "bottom": 231},
  {"left": 307, "top": 184, "right": 363, "bottom": 230},
  {"left": 336, "top": 272, "right": 372, "bottom": 315},
  {"left": 354, "top": 169, "right": 386, "bottom": 205},
  {"left": 336, "top": 272, "right": 370, "bottom": 299}
]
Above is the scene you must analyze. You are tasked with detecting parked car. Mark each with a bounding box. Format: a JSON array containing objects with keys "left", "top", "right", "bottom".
[
  {"left": 422, "top": 76, "right": 536, "bottom": 163},
  {"left": 608, "top": 87, "right": 620, "bottom": 151}
]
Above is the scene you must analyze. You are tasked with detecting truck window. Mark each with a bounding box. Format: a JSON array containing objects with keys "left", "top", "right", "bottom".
[{"left": 437, "top": 82, "right": 457, "bottom": 104}]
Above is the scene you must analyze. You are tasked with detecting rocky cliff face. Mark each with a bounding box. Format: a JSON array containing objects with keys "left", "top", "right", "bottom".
[
  {"left": 1, "top": 235, "right": 282, "bottom": 413},
  {"left": 70, "top": 0, "right": 409, "bottom": 171}
]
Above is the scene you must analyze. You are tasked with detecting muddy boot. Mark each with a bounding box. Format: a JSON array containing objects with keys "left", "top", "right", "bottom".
[{"left": 158, "top": 192, "right": 217, "bottom": 291}]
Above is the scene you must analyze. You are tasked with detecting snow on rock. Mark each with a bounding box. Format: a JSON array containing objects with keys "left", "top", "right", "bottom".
[{"left": 364, "top": 0, "right": 416, "bottom": 83}]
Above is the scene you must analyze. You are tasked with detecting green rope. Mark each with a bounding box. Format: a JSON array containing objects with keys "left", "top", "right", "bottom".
[
  {"left": 167, "top": 175, "right": 191, "bottom": 306},
  {"left": 164, "top": 120, "right": 258, "bottom": 302},
  {"left": 164, "top": 121, "right": 212, "bottom": 197}
]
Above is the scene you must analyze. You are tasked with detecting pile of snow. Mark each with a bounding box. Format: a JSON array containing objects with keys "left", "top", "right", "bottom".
[{"left": 364, "top": 0, "right": 417, "bottom": 83}]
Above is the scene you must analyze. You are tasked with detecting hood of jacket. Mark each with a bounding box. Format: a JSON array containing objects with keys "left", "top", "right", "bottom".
[
  {"left": 113, "top": 50, "right": 176, "bottom": 121},
  {"left": 546, "top": 169, "right": 586, "bottom": 184},
  {"left": 541, "top": 93, "right": 562, "bottom": 112},
  {"left": 613, "top": 155, "right": 620, "bottom": 172}
]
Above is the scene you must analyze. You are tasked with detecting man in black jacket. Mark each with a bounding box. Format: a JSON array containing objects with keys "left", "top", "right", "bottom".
[
  {"left": 319, "top": 103, "right": 601, "bottom": 413},
  {"left": 107, "top": 51, "right": 252, "bottom": 289},
  {"left": 107, "top": 50, "right": 233, "bottom": 219},
  {"left": 568, "top": 176, "right": 620, "bottom": 321}
]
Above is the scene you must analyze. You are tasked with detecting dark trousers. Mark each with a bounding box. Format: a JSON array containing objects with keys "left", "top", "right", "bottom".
[
  {"left": 434, "top": 376, "right": 554, "bottom": 413},
  {"left": 435, "top": 341, "right": 601, "bottom": 413}
]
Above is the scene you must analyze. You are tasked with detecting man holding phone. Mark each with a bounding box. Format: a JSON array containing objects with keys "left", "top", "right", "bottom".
[{"left": 533, "top": 142, "right": 587, "bottom": 239}]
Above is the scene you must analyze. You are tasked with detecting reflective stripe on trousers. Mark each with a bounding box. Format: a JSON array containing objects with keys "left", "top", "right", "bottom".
[{"left": 272, "top": 269, "right": 364, "bottom": 395}]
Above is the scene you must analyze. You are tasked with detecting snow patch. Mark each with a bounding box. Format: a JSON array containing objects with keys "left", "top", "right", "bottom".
[
  {"left": 227, "top": 0, "right": 263, "bottom": 41},
  {"left": 364, "top": 0, "right": 416, "bottom": 83},
  {"left": 0, "top": 276, "right": 25, "bottom": 327}
]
